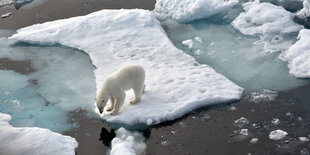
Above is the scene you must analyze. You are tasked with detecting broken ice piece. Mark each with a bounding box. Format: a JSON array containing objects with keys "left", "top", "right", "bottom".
[
  {"left": 299, "top": 137, "right": 310, "bottom": 142},
  {"left": 271, "top": 118, "right": 280, "bottom": 125},
  {"left": 250, "top": 138, "right": 258, "bottom": 144},
  {"left": 269, "top": 129, "right": 288, "bottom": 140},
  {"left": 233, "top": 117, "right": 250, "bottom": 128},
  {"left": 1, "top": 12, "right": 12, "bottom": 18}
]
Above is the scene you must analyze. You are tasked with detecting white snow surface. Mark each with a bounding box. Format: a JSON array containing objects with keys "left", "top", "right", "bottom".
[
  {"left": 281, "top": 29, "right": 310, "bottom": 78},
  {"left": 109, "top": 128, "right": 146, "bottom": 155},
  {"left": 10, "top": 9, "right": 243, "bottom": 126},
  {"left": 154, "top": 0, "right": 239, "bottom": 23},
  {"left": 296, "top": 0, "right": 310, "bottom": 18},
  {"left": 0, "top": 113, "right": 78, "bottom": 155},
  {"left": 232, "top": 0, "right": 303, "bottom": 35},
  {"left": 269, "top": 129, "right": 288, "bottom": 140}
]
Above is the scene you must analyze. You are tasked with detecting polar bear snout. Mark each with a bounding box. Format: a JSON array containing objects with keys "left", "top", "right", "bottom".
[{"left": 99, "top": 107, "right": 103, "bottom": 114}]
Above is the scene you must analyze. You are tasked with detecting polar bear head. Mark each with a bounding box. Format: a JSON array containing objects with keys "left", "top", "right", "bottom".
[{"left": 96, "top": 91, "right": 109, "bottom": 114}]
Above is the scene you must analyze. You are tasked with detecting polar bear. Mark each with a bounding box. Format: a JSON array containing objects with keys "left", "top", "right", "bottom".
[{"left": 96, "top": 64, "right": 145, "bottom": 114}]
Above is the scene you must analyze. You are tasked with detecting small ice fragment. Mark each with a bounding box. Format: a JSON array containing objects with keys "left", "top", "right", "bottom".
[
  {"left": 297, "top": 117, "right": 303, "bottom": 121},
  {"left": 1, "top": 12, "right": 12, "bottom": 18},
  {"left": 249, "top": 89, "right": 278, "bottom": 103},
  {"left": 194, "top": 50, "right": 202, "bottom": 56},
  {"left": 240, "top": 129, "right": 249, "bottom": 136},
  {"left": 286, "top": 112, "right": 293, "bottom": 117},
  {"left": 191, "top": 116, "right": 196, "bottom": 119},
  {"left": 201, "top": 113, "right": 211, "bottom": 122},
  {"left": 228, "top": 105, "right": 237, "bottom": 111},
  {"left": 299, "top": 137, "right": 310, "bottom": 142},
  {"left": 146, "top": 118, "right": 153, "bottom": 125},
  {"left": 250, "top": 138, "right": 258, "bottom": 144},
  {"left": 271, "top": 118, "right": 280, "bottom": 125},
  {"left": 233, "top": 117, "right": 250, "bottom": 128},
  {"left": 73, "top": 122, "right": 80, "bottom": 128},
  {"left": 85, "top": 133, "right": 91, "bottom": 136},
  {"left": 300, "top": 148, "right": 310, "bottom": 155},
  {"left": 194, "top": 37, "right": 203, "bottom": 43},
  {"left": 182, "top": 39, "right": 194, "bottom": 49},
  {"left": 269, "top": 129, "right": 288, "bottom": 140},
  {"left": 179, "top": 122, "right": 188, "bottom": 127},
  {"left": 171, "top": 130, "right": 176, "bottom": 135},
  {"left": 161, "top": 140, "right": 169, "bottom": 145}
]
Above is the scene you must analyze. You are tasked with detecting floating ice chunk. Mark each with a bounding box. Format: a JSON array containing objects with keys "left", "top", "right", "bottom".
[
  {"left": 271, "top": 118, "right": 280, "bottom": 125},
  {"left": 269, "top": 129, "right": 288, "bottom": 140},
  {"left": 0, "top": 70, "right": 29, "bottom": 91},
  {"left": 182, "top": 39, "right": 194, "bottom": 49},
  {"left": 109, "top": 127, "right": 146, "bottom": 155},
  {"left": 194, "top": 37, "right": 203, "bottom": 43},
  {"left": 296, "top": 0, "right": 310, "bottom": 18},
  {"left": 233, "top": 117, "right": 250, "bottom": 128},
  {"left": 240, "top": 129, "right": 249, "bottom": 136},
  {"left": 0, "top": 113, "right": 78, "bottom": 155},
  {"left": 154, "top": 0, "right": 239, "bottom": 23},
  {"left": 232, "top": 0, "right": 303, "bottom": 35},
  {"left": 249, "top": 89, "right": 278, "bottom": 103},
  {"left": 10, "top": 9, "right": 243, "bottom": 126},
  {"left": 1, "top": 12, "right": 12, "bottom": 18},
  {"left": 281, "top": 29, "right": 310, "bottom": 78},
  {"left": 250, "top": 138, "right": 258, "bottom": 144},
  {"left": 299, "top": 137, "right": 310, "bottom": 142}
]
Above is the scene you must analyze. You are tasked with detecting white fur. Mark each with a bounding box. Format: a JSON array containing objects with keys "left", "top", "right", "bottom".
[{"left": 96, "top": 64, "right": 145, "bottom": 114}]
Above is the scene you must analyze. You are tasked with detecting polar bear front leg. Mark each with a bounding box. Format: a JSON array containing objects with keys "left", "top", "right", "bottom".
[
  {"left": 111, "top": 93, "right": 125, "bottom": 115},
  {"left": 130, "top": 84, "right": 145, "bottom": 104},
  {"left": 106, "top": 97, "right": 115, "bottom": 111}
]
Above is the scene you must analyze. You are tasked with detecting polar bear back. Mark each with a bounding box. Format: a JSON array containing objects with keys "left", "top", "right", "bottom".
[{"left": 107, "top": 64, "right": 145, "bottom": 91}]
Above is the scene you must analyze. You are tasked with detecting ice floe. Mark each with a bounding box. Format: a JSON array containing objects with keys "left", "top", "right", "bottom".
[
  {"left": 154, "top": 0, "right": 239, "bottom": 23},
  {"left": 109, "top": 128, "right": 146, "bottom": 155},
  {"left": 10, "top": 9, "right": 243, "bottom": 126},
  {"left": 232, "top": 0, "right": 303, "bottom": 35},
  {"left": 281, "top": 29, "right": 310, "bottom": 78},
  {"left": 0, "top": 113, "right": 78, "bottom": 155}
]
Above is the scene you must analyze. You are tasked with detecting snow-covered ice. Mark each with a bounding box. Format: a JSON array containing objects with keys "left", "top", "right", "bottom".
[
  {"left": 109, "top": 127, "right": 146, "bottom": 155},
  {"left": 269, "top": 129, "right": 288, "bottom": 140},
  {"left": 232, "top": 0, "right": 303, "bottom": 35},
  {"left": 10, "top": 9, "right": 243, "bottom": 126},
  {"left": 281, "top": 29, "right": 310, "bottom": 78},
  {"left": 0, "top": 113, "right": 78, "bottom": 155},
  {"left": 296, "top": 0, "right": 310, "bottom": 18},
  {"left": 154, "top": 0, "right": 239, "bottom": 23}
]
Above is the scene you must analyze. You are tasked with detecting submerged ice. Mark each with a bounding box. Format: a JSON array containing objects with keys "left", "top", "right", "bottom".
[
  {"left": 163, "top": 21, "right": 308, "bottom": 90},
  {"left": 0, "top": 30, "right": 96, "bottom": 132}
]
